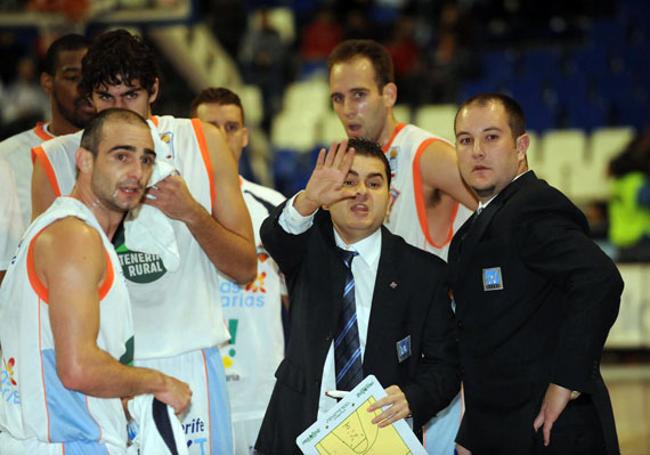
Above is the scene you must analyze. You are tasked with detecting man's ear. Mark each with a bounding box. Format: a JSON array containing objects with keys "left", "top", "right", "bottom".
[
  {"left": 516, "top": 133, "right": 530, "bottom": 161},
  {"left": 241, "top": 127, "right": 249, "bottom": 149},
  {"left": 382, "top": 82, "right": 397, "bottom": 108},
  {"left": 40, "top": 72, "right": 53, "bottom": 96},
  {"left": 75, "top": 147, "right": 94, "bottom": 174},
  {"left": 148, "top": 78, "right": 160, "bottom": 105}
]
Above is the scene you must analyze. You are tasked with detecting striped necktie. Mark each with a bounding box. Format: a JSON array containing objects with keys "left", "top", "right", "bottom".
[{"left": 335, "top": 249, "right": 364, "bottom": 391}]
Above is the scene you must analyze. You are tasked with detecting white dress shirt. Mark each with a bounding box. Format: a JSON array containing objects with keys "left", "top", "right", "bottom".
[{"left": 279, "top": 193, "right": 382, "bottom": 417}]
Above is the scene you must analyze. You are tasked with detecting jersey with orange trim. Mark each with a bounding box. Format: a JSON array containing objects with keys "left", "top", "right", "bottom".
[
  {"left": 34, "top": 115, "right": 228, "bottom": 358},
  {"left": 383, "top": 123, "right": 472, "bottom": 261},
  {"left": 221, "top": 178, "right": 286, "bottom": 426},
  {"left": 0, "top": 197, "right": 134, "bottom": 454},
  {"left": 0, "top": 123, "right": 54, "bottom": 268}
]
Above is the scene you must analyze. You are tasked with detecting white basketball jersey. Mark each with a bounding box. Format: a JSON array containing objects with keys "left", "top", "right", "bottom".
[
  {"left": 0, "top": 123, "right": 54, "bottom": 266},
  {"left": 221, "top": 178, "right": 286, "bottom": 421},
  {"left": 382, "top": 123, "right": 472, "bottom": 261},
  {"left": 33, "top": 115, "right": 229, "bottom": 359},
  {"left": 0, "top": 197, "right": 133, "bottom": 453}
]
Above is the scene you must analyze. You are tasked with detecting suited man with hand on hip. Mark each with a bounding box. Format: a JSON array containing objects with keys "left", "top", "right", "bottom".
[
  {"left": 255, "top": 138, "right": 460, "bottom": 454},
  {"left": 449, "top": 93, "right": 622, "bottom": 455}
]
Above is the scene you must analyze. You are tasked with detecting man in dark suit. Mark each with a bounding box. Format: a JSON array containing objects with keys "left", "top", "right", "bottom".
[
  {"left": 449, "top": 93, "right": 622, "bottom": 455},
  {"left": 255, "top": 138, "right": 460, "bottom": 454}
]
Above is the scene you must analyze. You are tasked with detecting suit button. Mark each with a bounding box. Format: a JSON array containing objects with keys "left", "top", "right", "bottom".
[{"left": 457, "top": 321, "right": 464, "bottom": 330}]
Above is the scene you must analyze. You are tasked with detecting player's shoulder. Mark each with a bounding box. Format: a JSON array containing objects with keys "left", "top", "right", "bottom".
[
  {"left": 0, "top": 127, "right": 41, "bottom": 156},
  {"left": 36, "top": 215, "right": 102, "bottom": 256},
  {"left": 153, "top": 114, "right": 194, "bottom": 131},
  {"left": 39, "top": 130, "right": 83, "bottom": 153}
]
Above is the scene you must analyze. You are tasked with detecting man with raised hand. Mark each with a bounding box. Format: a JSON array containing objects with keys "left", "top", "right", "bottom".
[{"left": 256, "top": 138, "right": 460, "bottom": 454}]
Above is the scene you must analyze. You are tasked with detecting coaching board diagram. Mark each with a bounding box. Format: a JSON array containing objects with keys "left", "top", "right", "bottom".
[{"left": 297, "top": 375, "right": 426, "bottom": 455}]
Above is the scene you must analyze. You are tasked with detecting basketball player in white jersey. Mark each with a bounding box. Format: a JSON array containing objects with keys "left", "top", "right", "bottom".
[
  {"left": 0, "top": 33, "right": 94, "bottom": 285},
  {"left": 191, "top": 87, "right": 287, "bottom": 454},
  {"left": 328, "top": 39, "right": 477, "bottom": 454},
  {"left": 31, "top": 30, "right": 256, "bottom": 454},
  {"left": 0, "top": 108, "right": 191, "bottom": 454}
]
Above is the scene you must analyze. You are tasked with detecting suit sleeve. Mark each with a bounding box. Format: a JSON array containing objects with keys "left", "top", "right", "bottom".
[
  {"left": 517, "top": 207, "right": 623, "bottom": 393},
  {"left": 402, "top": 265, "right": 461, "bottom": 424},
  {"left": 260, "top": 199, "right": 312, "bottom": 276}
]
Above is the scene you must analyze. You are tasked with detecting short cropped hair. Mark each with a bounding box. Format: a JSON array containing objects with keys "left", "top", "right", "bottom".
[
  {"left": 347, "top": 137, "right": 391, "bottom": 188},
  {"left": 328, "top": 40, "right": 394, "bottom": 90},
  {"left": 79, "top": 29, "right": 159, "bottom": 98},
  {"left": 42, "top": 33, "right": 89, "bottom": 76},
  {"left": 80, "top": 108, "right": 149, "bottom": 156},
  {"left": 455, "top": 93, "right": 527, "bottom": 139},
  {"left": 190, "top": 87, "right": 245, "bottom": 123}
]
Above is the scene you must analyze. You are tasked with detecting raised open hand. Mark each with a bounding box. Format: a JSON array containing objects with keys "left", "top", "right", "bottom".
[{"left": 294, "top": 141, "right": 356, "bottom": 215}]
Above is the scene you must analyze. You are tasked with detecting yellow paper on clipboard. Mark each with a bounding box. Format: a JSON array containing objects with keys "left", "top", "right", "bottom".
[{"left": 296, "top": 375, "right": 426, "bottom": 454}]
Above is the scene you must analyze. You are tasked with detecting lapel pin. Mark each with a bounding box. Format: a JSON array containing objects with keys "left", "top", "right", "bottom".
[{"left": 389, "top": 281, "right": 398, "bottom": 289}]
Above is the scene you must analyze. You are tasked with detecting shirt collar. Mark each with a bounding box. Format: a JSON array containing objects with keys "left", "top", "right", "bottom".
[
  {"left": 478, "top": 169, "right": 531, "bottom": 211},
  {"left": 333, "top": 228, "right": 382, "bottom": 269}
]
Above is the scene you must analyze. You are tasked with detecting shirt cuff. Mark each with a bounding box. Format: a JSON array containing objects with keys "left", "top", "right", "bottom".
[{"left": 278, "top": 191, "right": 318, "bottom": 235}]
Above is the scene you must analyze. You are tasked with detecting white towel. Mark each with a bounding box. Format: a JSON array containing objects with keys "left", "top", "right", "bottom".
[
  {"left": 127, "top": 395, "right": 189, "bottom": 455},
  {"left": 124, "top": 122, "right": 181, "bottom": 271}
]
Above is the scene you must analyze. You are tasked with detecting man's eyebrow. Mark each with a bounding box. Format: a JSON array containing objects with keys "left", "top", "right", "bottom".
[
  {"left": 107, "top": 145, "right": 137, "bottom": 153},
  {"left": 456, "top": 126, "right": 504, "bottom": 137},
  {"left": 107, "top": 145, "right": 157, "bottom": 157},
  {"left": 367, "top": 172, "right": 385, "bottom": 180}
]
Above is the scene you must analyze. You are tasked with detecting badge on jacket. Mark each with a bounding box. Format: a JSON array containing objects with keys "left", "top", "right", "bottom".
[
  {"left": 482, "top": 267, "right": 504, "bottom": 291},
  {"left": 396, "top": 335, "right": 412, "bottom": 363}
]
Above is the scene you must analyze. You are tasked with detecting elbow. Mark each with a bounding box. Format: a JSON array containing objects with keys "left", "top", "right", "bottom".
[
  {"left": 231, "top": 252, "right": 258, "bottom": 285},
  {"left": 241, "top": 261, "right": 258, "bottom": 285},
  {"left": 57, "top": 360, "right": 89, "bottom": 393}
]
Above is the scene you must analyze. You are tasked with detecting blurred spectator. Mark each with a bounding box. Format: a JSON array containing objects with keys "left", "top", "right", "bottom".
[
  {"left": 239, "top": 7, "right": 288, "bottom": 132},
  {"left": 386, "top": 15, "right": 424, "bottom": 105},
  {"left": 2, "top": 56, "right": 48, "bottom": 124},
  {"left": 206, "top": 0, "right": 248, "bottom": 59},
  {"left": 428, "top": 1, "right": 479, "bottom": 103},
  {"left": 0, "top": 31, "right": 25, "bottom": 87},
  {"left": 340, "top": 9, "right": 376, "bottom": 40},
  {"left": 300, "top": 7, "right": 342, "bottom": 65},
  {"left": 608, "top": 128, "right": 650, "bottom": 261}
]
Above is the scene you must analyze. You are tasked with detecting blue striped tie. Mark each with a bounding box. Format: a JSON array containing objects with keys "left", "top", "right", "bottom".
[{"left": 335, "top": 249, "right": 363, "bottom": 391}]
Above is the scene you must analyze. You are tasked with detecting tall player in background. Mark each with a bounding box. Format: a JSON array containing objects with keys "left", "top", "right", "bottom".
[
  {"left": 0, "top": 33, "right": 93, "bottom": 284},
  {"left": 31, "top": 30, "right": 256, "bottom": 454},
  {"left": 191, "top": 87, "right": 287, "bottom": 454},
  {"left": 327, "top": 39, "right": 477, "bottom": 454}
]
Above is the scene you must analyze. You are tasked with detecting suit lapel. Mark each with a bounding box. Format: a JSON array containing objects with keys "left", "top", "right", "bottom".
[
  {"left": 363, "top": 228, "right": 406, "bottom": 371},
  {"left": 453, "top": 171, "right": 536, "bottom": 283}
]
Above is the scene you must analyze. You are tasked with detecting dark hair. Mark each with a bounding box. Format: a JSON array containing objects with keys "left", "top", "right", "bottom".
[
  {"left": 328, "top": 40, "right": 394, "bottom": 90},
  {"left": 42, "top": 34, "right": 89, "bottom": 76},
  {"left": 609, "top": 133, "right": 650, "bottom": 177},
  {"left": 347, "top": 137, "right": 391, "bottom": 188},
  {"left": 80, "top": 108, "right": 149, "bottom": 156},
  {"left": 190, "top": 87, "right": 245, "bottom": 123},
  {"left": 455, "top": 93, "right": 527, "bottom": 139},
  {"left": 79, "top": 29, "right": 159, "bottom": 98}
]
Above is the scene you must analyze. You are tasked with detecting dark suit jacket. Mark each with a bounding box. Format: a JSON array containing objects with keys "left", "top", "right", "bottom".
[
  {"left": 255, "top": 200, "right": 461, "bottom": 454},
  {"left": 448, "top": 171, "right": 622, "bottom": 454}
]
